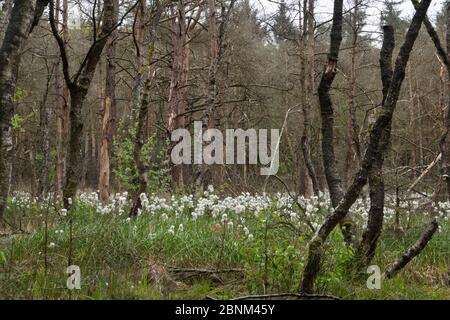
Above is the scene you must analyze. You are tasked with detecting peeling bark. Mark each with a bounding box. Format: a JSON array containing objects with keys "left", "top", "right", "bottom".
[{"left": 99, "top": 0, "right": 119, "bottom": 205}]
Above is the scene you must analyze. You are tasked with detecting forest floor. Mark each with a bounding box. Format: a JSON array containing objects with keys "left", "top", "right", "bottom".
[{"left": 0, "top": 191, "right": 448, "bottom": 300}]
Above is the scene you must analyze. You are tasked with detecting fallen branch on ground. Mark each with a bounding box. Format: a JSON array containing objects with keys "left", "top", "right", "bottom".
[
  {"left": 168, "top": 267, "right": 245, "bottom": 274},
  {"left": 385, "top": 219, "right": 439, "bottom": 279},
  {"left": 230, "top": 293, "right": 342, "bottom": 300}
]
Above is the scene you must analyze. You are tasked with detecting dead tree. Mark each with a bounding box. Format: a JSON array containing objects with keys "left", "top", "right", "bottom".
[
  {"left": 300, "top": 0, "right": 432, "bottom": 294},
  {"left": 0, "top": 0, "right": 49, "bottom": 221},
  {"left": 385, "top": 219, "right": 439, "bottom": 279}
]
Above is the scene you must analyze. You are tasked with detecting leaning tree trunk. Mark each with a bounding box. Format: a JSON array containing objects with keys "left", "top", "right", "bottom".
[
  {"left": 385, "top": 219, "right": 439, "bottom": 279},
  {"left": 0, "top": 0, "right": 49, "bottom": 221},
  {"left": 356, "top": 25, "right": 395, "bottom": 269},
  {"left": 300, "top": 0, "right": 432, "bottom": 294}
]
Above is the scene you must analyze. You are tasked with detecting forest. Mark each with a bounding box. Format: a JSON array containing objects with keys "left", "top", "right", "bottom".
[{"left": 0, "top": 0, "right": 448, "bottom": 300}]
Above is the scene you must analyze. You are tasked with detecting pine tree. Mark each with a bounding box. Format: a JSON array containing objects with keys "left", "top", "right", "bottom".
[
  {"left": 381, "top": 0, "right": 409, "bottom": 32},
  {"left": 272, "top": 0, "right": 295, "bottom": 42}
]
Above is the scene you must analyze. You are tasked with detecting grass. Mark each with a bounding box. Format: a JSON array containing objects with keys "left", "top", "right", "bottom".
[{"left": 0, "top": 193, "right": 448, "bottom": 300}]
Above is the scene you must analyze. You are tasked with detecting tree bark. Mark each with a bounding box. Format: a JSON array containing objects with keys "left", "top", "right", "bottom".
[
  {"left": 54, "top": 0, "right": 63, "bottom": 199},
  {"left": 99, "top": 0, "right": 119, "bottom": 205},
  {"left": 197, "top": 0, "right": 236, "bottom": 189},
  {"left": 167, "top": 0, "right": 188, "bottom": 186},
  {"left": 38, "top": 60, "right": 54, "bottom": 198},
  {"left": 300, "top": 0, "right": 432, "bottom": 294},
  {"left": 440, "top": 2, "right": 450, "bottom": 201},
  {"left": 356, "top": 25, "right": 395, "bottom": 268},
  {"left": 300, "top": 0, "right": 319, "bottom": 197},
  {"left": 316, "top": 0, "right": 355, "bottom": 246},
  {"left": 0, "top": 0, "right": 49, "bottom": 221},
  {"left": 344, "top": 2, "right": 362, "bottom": 188},
  {"left": 129, "top": 0, "right": 163, "bottom": 217},
  {"left": 0, "top": 0, "right": 13, "bottom": 44}
]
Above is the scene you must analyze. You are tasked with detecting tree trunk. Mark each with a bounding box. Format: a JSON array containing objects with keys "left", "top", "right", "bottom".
[
  {"left": 129, "top": 0, "right": 163, "bottom": 217},
  {"left": 38, "top": 62, "right": 54, "bottom": 198},
  {"left": 168, "top": 0, "right": 187, "bottom": 186},
  {"left": 179, "top": 2, "right": 203, "bottom": 186},
  {"left": 356, "top": 25, "right": 395, "bottom": 269},
  {"left": 197, "top": 0, "right": 236, "bottom": 189},
  {"left": 55, "top": 0, "right": 69, "bottom": 200},
  {"left": 315, "top": 0, "right": 355, "bottom": 246},
  {"left": 300, "top": 0, "right": 319, "bottom": 197},
  {"left": 0, "top": 0, "right": 49, "bottom": 220},
  {"left": 99, "top": 0, "right": 118, "bottom": 205},
  {"left": 440, "top": 2, "right": 450, "bottom": 201},
  {"left": 0, "top": 0, "right": 13, "bottom": 43},
  {"left": 344, "top": 3, "right": 362, "bottom": 188}
]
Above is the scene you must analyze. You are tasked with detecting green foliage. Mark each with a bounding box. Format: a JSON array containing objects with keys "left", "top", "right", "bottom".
[
  {"left": 272, "top": 0, "right": 296, "bottom": 42},
  {"left": 12, "top": 114, "right": 25, "bottom": 133},
  {"left": 381, "top": 0, "right": 409, "bottom": 31},
  {"left": 14, "top": 87, "right": 29, "bottom": 102},
  {"left": 243, "top": 209, "right": 304, "bottom": 293},
  {"left": 112, "top": 119, "right": 171, "bottom": 193}
]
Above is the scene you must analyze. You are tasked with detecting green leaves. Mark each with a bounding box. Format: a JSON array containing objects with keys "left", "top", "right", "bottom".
[
  {"left": 0, "top": 250, "right": 6, "bottom": 266},
  {"left": 12, "top": 114, "right": 25, "bottom": 133},
  {"left": 14, "top": 87, "right": 28, "bottom": 102}
]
